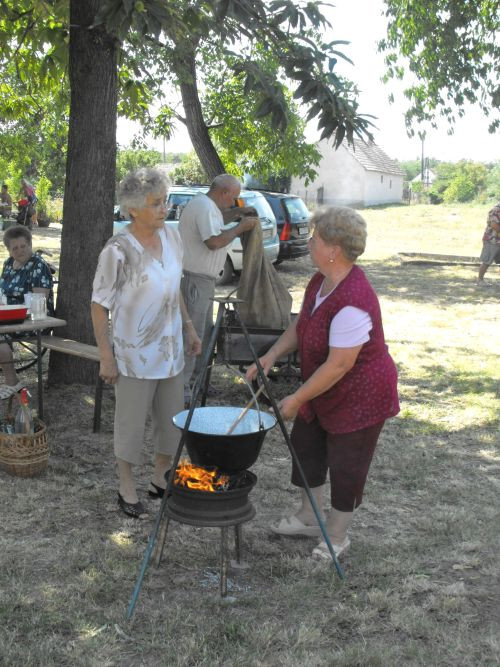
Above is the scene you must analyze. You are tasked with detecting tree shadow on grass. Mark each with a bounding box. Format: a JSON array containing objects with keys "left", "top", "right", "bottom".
[
  {"left": 360, "top": 259, "right": 498, "bottom": 307},
  {"left": 398, "top": 359, "right": 500, "bottom": 398}
]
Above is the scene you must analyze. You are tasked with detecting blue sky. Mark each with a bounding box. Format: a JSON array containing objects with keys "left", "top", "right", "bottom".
[{"left": 117, "top": 0, "right": 499, "bottom": 163}]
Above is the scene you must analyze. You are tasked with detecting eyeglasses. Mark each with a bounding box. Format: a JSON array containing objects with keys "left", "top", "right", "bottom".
[{"left": 145, "top": 198, "right": 170, "bottom": 209}]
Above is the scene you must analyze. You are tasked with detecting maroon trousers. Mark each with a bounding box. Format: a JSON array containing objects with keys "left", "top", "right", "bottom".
[{"left": 290, "top": 416, "right": 385, "bottom": 512}]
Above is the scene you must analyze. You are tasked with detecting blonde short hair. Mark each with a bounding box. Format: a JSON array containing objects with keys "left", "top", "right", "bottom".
[{"left": 311, "top": 206, "right": 367, "bottom": 261}]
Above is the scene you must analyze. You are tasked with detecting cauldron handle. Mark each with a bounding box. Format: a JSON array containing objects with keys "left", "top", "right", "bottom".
[{"left": 223, "top": 364, "right": 265, "bottom": 431}]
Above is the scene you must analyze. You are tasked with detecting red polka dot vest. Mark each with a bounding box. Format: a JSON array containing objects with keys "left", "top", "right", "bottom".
[{"left": 296, "top": 267, "right": 400, "bottom": 433}]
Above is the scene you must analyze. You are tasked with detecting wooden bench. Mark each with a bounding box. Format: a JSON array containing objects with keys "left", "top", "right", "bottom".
[{"left": 40, "top": 336, "right": 104, "bottom": 432}]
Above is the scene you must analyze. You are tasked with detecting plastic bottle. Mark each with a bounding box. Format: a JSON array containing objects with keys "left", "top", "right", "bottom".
[{"left": 14, "top": 389, "right": 34, "bottom": 434}]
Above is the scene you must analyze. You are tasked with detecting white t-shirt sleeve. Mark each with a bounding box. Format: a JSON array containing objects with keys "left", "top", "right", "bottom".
[
  {"left": 196, "top": 198, "right": 224, "bottom": 242},
  {"left": 329, "top": 306, "right": 372, "bottom": 347}
]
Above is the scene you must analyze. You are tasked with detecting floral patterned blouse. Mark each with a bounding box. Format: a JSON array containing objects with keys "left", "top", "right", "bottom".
[
  {"left": 92, "top": 224, "right": 184, "bottom": 379},
  {"left": 0, "top": 254, "right": 54, "bottom": 314}
]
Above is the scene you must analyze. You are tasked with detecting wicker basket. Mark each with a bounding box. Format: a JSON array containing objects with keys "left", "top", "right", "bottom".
[{"left": 0, "top": 418, "right": 48, "bottom": 477}]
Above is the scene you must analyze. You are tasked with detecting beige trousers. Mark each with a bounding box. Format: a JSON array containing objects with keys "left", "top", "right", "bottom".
[{"left": 114, "top": 373, "right": 184, "bottom": 465}]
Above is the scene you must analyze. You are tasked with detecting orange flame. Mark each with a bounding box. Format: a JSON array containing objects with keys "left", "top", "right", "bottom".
[{"left": 174, "top": 460, "right": 229, "bottom": 492}]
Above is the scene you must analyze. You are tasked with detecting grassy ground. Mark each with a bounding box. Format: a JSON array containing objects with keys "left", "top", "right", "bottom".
[{"left": 0, "top": 204, "right": 499, "bottom": 666}]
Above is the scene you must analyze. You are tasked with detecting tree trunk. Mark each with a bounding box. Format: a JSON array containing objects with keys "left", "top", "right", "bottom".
[
  {"left": 176, "top": 50, "right": 225, "bottom": 180},
  {"left": 48, "top": 0, "right": 117, "bottom": 384}
]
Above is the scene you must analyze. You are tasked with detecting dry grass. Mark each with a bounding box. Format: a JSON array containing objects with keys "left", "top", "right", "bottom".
[{"left": 0, "top": 204, "right": 499, "bottom": 666}]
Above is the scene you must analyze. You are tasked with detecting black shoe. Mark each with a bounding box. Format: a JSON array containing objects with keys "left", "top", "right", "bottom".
[
  {"left": 148, "top": 482, "right": 165, "bottom": 499},
  {"left": 117, "top": 493, "right": 147, "bottom": 519},
  {"left": 148, "top": 472, "right": 172, "bottom": 499}
]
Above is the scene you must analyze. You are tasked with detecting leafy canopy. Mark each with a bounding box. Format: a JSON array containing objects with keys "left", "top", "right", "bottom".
[
  {"left": 0, "top": 1, "right": 69, "bottom": 188},
  {"left": 379, "top": 0, "right": 500, "bottom": 134},
  {"left": 96, "top": 0, "right": 375, "bottom": 148},
  {"left": 200, "top": 46, "right": 321, "bottom": 183}
]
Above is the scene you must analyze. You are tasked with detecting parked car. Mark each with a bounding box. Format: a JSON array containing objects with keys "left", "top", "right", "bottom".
[
  {"left": 258, "top": 191, "right": 311, "bottom": 263},
  {"left": 114, "top": 186, "right": 280, "bottom": 285}
]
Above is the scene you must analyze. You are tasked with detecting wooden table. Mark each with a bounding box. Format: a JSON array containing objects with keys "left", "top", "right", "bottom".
[{"left": 0, "top": 316, "right": 67, "bottom": 419}]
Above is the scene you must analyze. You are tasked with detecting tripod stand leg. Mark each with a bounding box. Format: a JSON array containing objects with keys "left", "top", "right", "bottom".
[
  {"left": 235, "top": 311, "right": 345, "bottom": 579},
  {"left": 126, "top": 492, "right": 169, "bottom": 620},
  {"left": 220, "top": 526, "right": 229, "bottom": 597},
  {"left": 153, "top": 514, "right": 171, "bottom": 567},
  {"left": 234, "top": 523, "right": 242, "bottom": 564}
]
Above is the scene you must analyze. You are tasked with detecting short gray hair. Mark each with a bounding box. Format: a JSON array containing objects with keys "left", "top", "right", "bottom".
[
  {"left": 118, "top": 167, "right": 170, "bottom": 217},
  {"left": 209, "top": 173, "right": 241, "bottom": 192},
  {"left": 311, "top": 206, "right": 367, "bottom": 262}
]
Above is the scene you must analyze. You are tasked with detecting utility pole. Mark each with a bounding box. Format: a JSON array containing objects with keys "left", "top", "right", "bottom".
[{"left": 418, "top": 130, "right": 426, "bottom": 182}]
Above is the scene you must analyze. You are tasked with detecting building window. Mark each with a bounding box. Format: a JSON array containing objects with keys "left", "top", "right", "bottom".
[
  {"left": 317, "top": 186, "right": 324, "bottom": 205},
  {"left": 380, "top": 174, "right": 384, "bottom": 183}
]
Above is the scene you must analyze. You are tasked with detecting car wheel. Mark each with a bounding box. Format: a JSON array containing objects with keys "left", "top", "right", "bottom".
[{"left": 215, "top": 256, "right": 234, "bottom": 285}]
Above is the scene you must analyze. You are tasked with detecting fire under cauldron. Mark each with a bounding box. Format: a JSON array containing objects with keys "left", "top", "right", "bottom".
[
  {"left": 154, "top": 407, "right": 277, "bottom": 595},
  {"left": 165, "top": 467, "right": 258, "bottom": 527},
  {"left": 172, "top": 406, "right": 277, "bottom": 472}
]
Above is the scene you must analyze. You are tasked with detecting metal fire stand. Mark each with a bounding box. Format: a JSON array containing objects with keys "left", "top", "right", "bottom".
[{"left": 126, "top": 297, "right": 344, "bottom": 620}]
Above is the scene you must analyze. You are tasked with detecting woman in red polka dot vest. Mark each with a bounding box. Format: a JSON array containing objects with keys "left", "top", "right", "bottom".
[{"left": 247, "top": 206, "right": 399, "bottom": 561}]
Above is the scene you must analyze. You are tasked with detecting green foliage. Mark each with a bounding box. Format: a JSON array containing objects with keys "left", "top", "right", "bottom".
[
  {"left": 411, "top": 181, "right": 425, "bottom": 195},
  {"left": 398, "top": 159, "right": 422, "bottom": 181},
  {"left": 380, "top": 0, "right": 500, "bottom": 134},
  {"left": 484, "top": 163, "right": 500, "bottom": 199},
  {"left": 442, "top": 175, "right": 478, "bottom": 203},
  {"left": 442, "top": 162, "right": 487, "bottom": 203},
  {"left": 2, "top": 1, "right": 374, "bottom": 191},
  {"left": 116, "top": 148, "right": 162, "bottom": 182},
  {"left": 427, "top": 161, "right": 489, "bottom": 203},
  {"left": 35, "top": 173, "right": 52, "bottom": 215},
  {"left": 170, "top": 153, "right": 207, "bottom": 185},
  {"left": 0, "top": 0, "right": 161, "bottom": 192},
  {"left": 45, "top": 197, "right": 63, "bottom": 223},
  {"left": 201, "top": 48, "right": 321, "bottom": 183},
  {"left": 97, "top": 0, "right": 375, "bottom": 147},
  {"left": 0, "top": 1, "right": 69, "bottom": 192}
]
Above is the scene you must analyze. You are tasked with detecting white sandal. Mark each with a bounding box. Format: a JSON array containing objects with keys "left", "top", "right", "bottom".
[
  {"left": 270, "top": 515, "right": 323, "bottom": 537},
  {"left": 312, "top": 537, "right": 350, "bottom": 561}
]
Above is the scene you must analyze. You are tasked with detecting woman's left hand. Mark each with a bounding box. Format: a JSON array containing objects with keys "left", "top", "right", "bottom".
[
  {"left": 276, "top": 394, "right": 302, "bottom": 420},
  {"left": 185, "top": 325, "right": 202, "bottom": 356}
]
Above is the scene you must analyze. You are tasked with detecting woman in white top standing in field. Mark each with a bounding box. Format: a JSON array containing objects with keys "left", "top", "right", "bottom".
[{"left": 91, "top": 168, "right": 200, "bottom": 519}]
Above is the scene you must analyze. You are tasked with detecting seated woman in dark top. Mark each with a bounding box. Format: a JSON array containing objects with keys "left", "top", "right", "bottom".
[{"left": 0, "top": 225, "right": 54, "bottom": 399}]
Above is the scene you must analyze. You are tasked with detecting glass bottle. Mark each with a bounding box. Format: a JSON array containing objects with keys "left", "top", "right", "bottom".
[{"left": 14, "top": 388, "right": 34, "bottom": 434}]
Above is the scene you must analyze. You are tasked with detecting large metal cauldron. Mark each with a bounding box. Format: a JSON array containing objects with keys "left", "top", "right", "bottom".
[{"left": 172, "top": 407, "right": 277, "bottom": 472}]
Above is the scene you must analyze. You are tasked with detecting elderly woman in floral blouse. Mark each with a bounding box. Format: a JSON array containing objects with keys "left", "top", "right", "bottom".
[
  {"left": 0, "top": 225, "right": 53, "bottom": 399},
  {"left": 91, "top": 168, "right": 201, "bottom": 519}
]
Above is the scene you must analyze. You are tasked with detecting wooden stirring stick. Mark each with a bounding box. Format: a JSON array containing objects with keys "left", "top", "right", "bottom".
[{"left": 226, "top": 384, "right": 266, "bottom": 435}]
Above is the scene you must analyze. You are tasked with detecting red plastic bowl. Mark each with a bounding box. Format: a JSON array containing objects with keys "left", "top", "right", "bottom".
[{"left": 0, "top": 305, "right": 29, "bottom": 323}]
